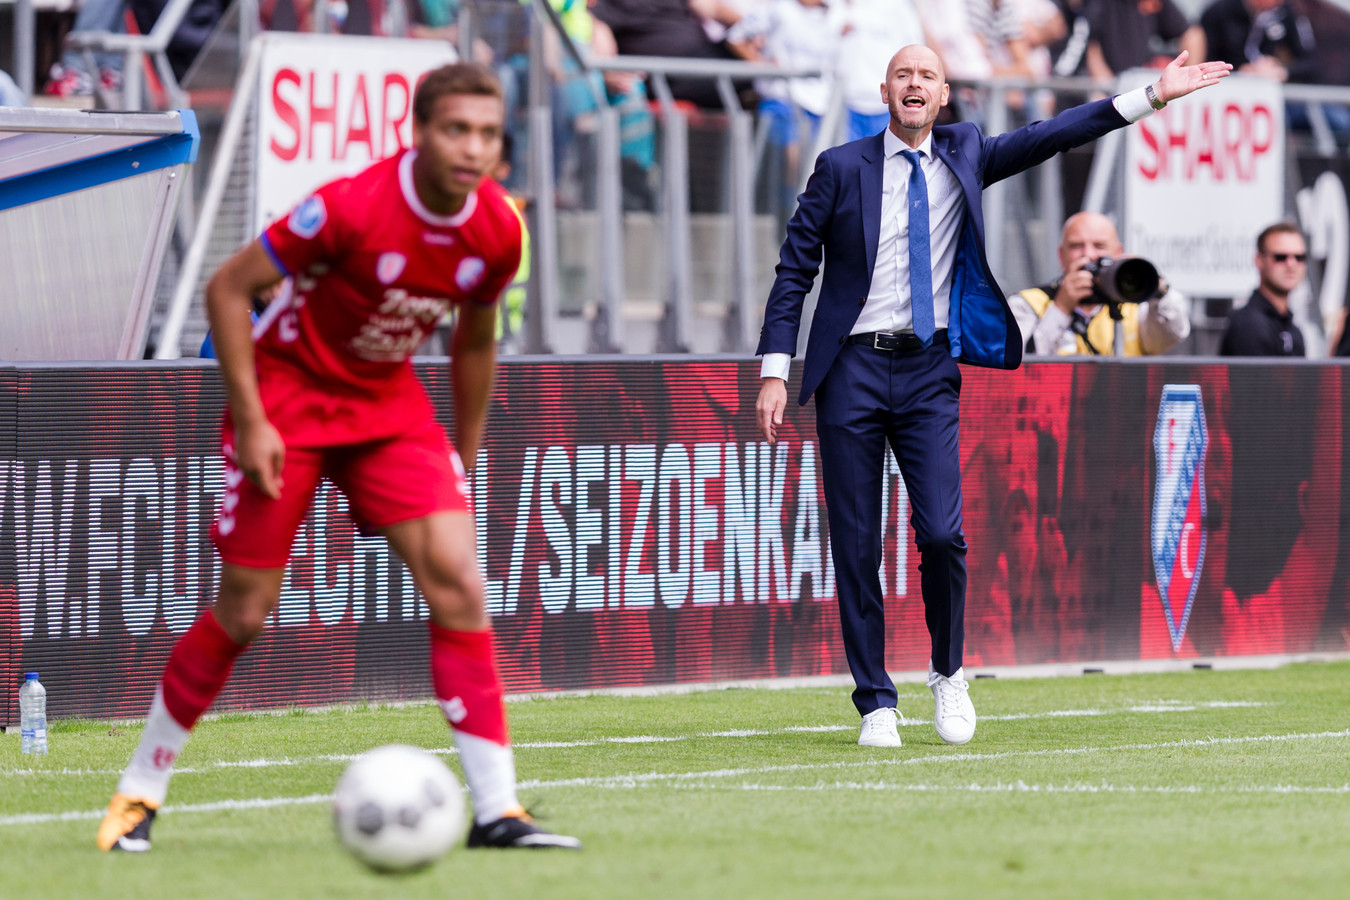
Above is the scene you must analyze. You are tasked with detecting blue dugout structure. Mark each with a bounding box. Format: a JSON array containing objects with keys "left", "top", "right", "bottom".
[{"left": 0, "top": 107, "right": 199, "bottom": 361}]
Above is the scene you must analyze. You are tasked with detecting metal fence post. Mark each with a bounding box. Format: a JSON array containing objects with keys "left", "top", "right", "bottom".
[
  {"left": 14, "top": 0, "right": 34, "bottom": 98},
  {"left": 650, "top": 74, "right": 693, "bottom": 353},
  {"left": 525, "top": 11, "right": 558, "bottom": 355},
  {"left": 593, "top": 102, "right": 625, "bottom": 352},
  {"left": 984, "top": 85, "right": 1010, "bottom": 277},
  {"left": 717, "top": 75, "right": 756, "bottom": 353}
]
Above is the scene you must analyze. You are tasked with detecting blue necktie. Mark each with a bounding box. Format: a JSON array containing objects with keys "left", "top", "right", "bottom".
[{"left": 899, "top": 149, "right": 935, "bottom": 345}]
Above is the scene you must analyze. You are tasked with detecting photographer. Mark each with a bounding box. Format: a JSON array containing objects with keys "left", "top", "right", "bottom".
[{"left": 1011, "top": 211, "right": 1190, "bottom": 356}]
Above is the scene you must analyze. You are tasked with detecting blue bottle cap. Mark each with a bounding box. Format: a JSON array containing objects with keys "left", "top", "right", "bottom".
[{"left": 24, "top": 672, "right": 38, "bottom": 681}]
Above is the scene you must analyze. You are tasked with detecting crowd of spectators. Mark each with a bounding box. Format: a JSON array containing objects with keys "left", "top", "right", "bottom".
[
  {"left": 5, "top": 0, "right": 1350, "bottom": 357},
  {"left": 10, "top": 2, "right": 1343, "bottom": 110}
]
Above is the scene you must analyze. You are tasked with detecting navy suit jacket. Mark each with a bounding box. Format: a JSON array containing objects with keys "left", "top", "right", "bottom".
[{"left": 757, "top": 99, "right": 1131, "bottom": 405}]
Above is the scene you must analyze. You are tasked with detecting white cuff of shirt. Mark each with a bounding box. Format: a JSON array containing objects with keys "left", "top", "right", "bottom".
[
  {"left": 1113, "top": 87, "right": 1155, "bottom": 124},
  {"left": 760, "top": 353, "right": 791, "bottom": 381}
]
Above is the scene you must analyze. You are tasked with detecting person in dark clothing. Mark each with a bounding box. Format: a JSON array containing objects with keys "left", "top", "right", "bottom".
[
  {"left": 589, "top": 0, "right": 747, "bottom": 109},
  {"left": 1218, "top": 221, "right": 1308, "bottom": 357},
  {"left": 1200, "top": 0, "right": 1316, "bottom": 84},
  {"left": 129, "top": 0, "right": 227, "bottom": 81},
  {"left": 1084, "top": 0, "right": 1205, "bottom": 79},
  {"left": 1201, "top": 0, "right": 1350, "bottom": 138}
]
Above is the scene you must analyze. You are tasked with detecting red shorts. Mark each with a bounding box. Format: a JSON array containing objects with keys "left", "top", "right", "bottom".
[{"left": 211, "top": 416, "right": 471, "bottom": 569}]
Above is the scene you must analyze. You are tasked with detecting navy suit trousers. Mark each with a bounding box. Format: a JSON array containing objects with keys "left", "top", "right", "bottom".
[{"left": 815, "top": 340, "right": 968, "bottom": 716}]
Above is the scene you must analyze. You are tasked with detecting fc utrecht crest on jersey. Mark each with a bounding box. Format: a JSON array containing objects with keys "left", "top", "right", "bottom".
[
  {"left": 1151, "top": 384, "right": 1208, "bottom": 651},
  {"left": 377, "top": 252, "right": 407, "bottom": 285},
  {"left": 456, "top": 257, "right": 486, "bottom": 291},
  {"left": 288, "top": 195, "right": 327, "bottom": 239}
]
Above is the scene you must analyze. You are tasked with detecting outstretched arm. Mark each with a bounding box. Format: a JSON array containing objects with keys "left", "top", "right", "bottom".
[{"left": 980, "top": 50, "right": 1235, "bottom": 186}]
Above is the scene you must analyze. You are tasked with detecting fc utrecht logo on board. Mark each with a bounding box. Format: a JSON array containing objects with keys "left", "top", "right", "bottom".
[{"left": 1152, "top": 384, "right": 1208, "bottom": 651}]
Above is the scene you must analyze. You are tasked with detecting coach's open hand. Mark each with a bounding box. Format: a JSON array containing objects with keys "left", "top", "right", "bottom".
[{"left": 1156, "top": 51, "right": 1234, "bottom": 104}]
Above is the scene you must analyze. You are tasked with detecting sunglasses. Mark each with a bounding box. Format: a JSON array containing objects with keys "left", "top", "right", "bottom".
[{"left": 1266, "top": 252, "right": 1308, "bottom": 263}]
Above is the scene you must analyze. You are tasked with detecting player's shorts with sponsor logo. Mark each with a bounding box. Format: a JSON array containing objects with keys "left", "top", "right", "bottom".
[{"left": 210, "top": 362, "right": 471, "bottom": 569}]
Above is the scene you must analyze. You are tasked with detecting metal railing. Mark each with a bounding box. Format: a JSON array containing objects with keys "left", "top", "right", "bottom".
[
  {"left": 9, "top": 0, "right": 36, "bottom": 98},
  {"left": 126, "top": 0, "right": 1350, "bottom": 359},
  {"left": 523, "top": 0, "right": 842, "bottom": 353},
  {"left": 62, "top": 0, "right": 261, "bottom": 111}
]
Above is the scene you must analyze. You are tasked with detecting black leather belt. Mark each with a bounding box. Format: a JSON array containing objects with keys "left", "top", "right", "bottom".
[{"left": 850, "top": 329, "right": 948, "bottom": 352}]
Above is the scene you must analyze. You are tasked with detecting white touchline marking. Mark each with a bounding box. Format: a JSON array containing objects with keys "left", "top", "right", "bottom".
[
  {"left": 666, "top": 781, "right": 1350, "bottom": 794},
  {"left": 2, "top": 729, "right": 1346, "bottom": 828},
  {"left": 514, "top": 729, "right": 1350, "bottom": 790},
  {"left": 0, "top": 794, "right": 334, "bottom": 826},
  {"left": 0, "top": 701, "right": 1275, "bottom": 779}
]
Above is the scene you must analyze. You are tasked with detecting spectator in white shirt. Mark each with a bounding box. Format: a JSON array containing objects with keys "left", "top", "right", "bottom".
[
  {"left": 836, "top": 0, "right": 927, "bottom": 141},
  {"left": 727, "top": 0, "right": 848, "bottom": 217}
]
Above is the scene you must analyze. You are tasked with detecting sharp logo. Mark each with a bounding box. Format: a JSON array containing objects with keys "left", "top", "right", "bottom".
[{"left": 1151, "top": 385, "right": 1207, "bottom": 652}]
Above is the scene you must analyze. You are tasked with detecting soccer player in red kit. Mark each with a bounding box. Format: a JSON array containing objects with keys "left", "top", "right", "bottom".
[{"left": 97, "top": 63, "right": 580, "bottom": 852}]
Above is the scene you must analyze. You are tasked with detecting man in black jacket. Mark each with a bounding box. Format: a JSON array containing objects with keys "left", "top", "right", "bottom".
[
  {"left": 1200, "top": 0, "right": 1316, "bottom": 85},
  {"left": 1219, "top": 221, "right": 1308, "bottom": 357}
]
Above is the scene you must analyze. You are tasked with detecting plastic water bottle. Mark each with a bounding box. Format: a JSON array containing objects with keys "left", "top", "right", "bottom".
[{"left": 19, "top": 672, "right": 48, "bottom": 755}]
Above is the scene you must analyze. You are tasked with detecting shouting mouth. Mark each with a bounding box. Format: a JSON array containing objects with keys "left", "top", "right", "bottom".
[{"left": 902, "top": 95, "right": 926, "bottom": 110}]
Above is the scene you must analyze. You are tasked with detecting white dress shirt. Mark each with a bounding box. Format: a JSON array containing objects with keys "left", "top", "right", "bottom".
[
  {"left": 760, "top": 87, "right": 1158, "bottom": 381},
  {"left": 853, "top": 128, "right": 962, "bottom": 336}
]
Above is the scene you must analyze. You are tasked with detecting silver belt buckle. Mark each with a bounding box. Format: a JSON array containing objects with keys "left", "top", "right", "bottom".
[{"left": 872, "top": 332, "right": 887, "bottom": 350}]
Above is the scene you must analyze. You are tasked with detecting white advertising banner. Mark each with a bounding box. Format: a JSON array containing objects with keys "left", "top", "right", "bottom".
[
  {"left": 1123, "top": 72, "right": 1284, "bottom": 298},
  {"left": 255, "top": 33, "right": 457, "bottom": 234}
]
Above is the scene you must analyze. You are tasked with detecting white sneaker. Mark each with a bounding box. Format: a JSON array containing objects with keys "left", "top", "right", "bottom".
[
  {"left": 928, "top": 666, "right": 976, "bottom": 745},
  {"left": 858, "top": 707, "right": 902, "bottom": 748}
]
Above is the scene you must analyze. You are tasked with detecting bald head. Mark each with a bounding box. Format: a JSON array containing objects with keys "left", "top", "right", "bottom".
[
  {"left": 887, "top": 45, "right": 945, "bottom": 85},
  {"left": 881, "top": 45, "right": 949, "bottom": 145},
  {"left": 1058, "top": 212, "right": 1123, "bottom": 270}
]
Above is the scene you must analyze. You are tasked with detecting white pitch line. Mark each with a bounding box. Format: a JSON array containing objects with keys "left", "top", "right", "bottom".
[
  {"left": 667, "top": 781, "right": 1350, "bottom": 794},
  {"left": 514, "top": 729, "right": 1350, "bottom": 789},
  {"left": 0, "top": 794, "right": 333, "bottom": 826},
  {"left": 0, "top": 701, "right": 1271, "bottom": 779},
  {"left": 3, "top": 729, "right": 1346, "bottom": 828}
]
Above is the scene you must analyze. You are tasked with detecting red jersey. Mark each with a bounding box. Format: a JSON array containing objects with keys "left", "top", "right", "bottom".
[{"left": 254, "top": 149, "right": 522, "bottom": 446}]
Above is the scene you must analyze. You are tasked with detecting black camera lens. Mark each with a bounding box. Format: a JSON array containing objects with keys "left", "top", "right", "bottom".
[
  {"left": 1087, "top": 256, "right": 1160, "bottom": 304},
  {"left": 1112, "top": 258, "right": 1160, "bottom": 302}
]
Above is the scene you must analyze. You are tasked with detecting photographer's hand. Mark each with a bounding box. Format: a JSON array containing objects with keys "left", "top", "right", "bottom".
[
  {"left": 1154, "top": 51, "right": 1234, "bottom": 104},
  {"left": 1054, "top": 257, "right": 1096, "bottom": 315}
]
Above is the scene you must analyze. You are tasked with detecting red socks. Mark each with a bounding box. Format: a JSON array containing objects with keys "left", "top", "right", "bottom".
[
  {"left": 160, "top": 612, "right": 246, "bottom": 730},
  {"left": 429, "top": 624, "right": 510, "bottom": 745},
  {"left": 158, "top": 617, "right": 507, "bottom": 745}
]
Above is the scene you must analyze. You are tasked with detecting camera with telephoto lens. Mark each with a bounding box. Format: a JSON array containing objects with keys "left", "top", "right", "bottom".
[{"left": 1081, "top": 255, "right": 1161, "bottom": 305}]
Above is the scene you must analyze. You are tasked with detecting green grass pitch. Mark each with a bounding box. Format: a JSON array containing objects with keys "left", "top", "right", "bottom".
[{"left": 3, "top": 661, "right": 1349, "bottom": 899}]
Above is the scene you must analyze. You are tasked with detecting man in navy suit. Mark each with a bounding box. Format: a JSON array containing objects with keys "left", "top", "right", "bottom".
[{"left": 755, "top": 45, "right": 1231, "bottom": 748}]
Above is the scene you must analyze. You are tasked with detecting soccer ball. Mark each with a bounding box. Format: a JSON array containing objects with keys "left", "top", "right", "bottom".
[{"left": 332, "top": 744, "right": 467, "bottom": 872}]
